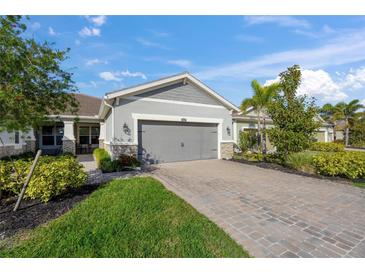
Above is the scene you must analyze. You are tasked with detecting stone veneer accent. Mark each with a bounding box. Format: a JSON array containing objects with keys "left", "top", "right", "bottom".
[
  {"left": 62, "top": 140, "right": 76, "bottom": 155},
  {"left": 107, "top": 144, "right": 138, "bottom": 160},
  {"left": 25, "top": 140, "right": 36, "bottom": 153},
  {"left": 220, "top": 142, "right": 234, "bottom": 159},
  {"left": 0, "top": 145, "right": 27, "bottom": 158}
]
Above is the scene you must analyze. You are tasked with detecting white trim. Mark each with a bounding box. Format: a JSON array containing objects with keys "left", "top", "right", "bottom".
[
  {"left": 131, "top": 113, "right": 224, "bottom": 159},
  {"left": 105, "top": 73, "right": 239, "bottom": 111},
  {"left": 48, "top": 114, "right": 99, "bottom": 120},
  {"left": 232, "top": 120, "right": 238, "bottom": 144},
  {"left": 220, "top": 140, "right": 235, "bottom": 143},
  {"left": 126, "top": 96, "right": 226, "bottom": 109}
]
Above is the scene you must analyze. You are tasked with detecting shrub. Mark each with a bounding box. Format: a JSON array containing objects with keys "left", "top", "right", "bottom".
[
  {"left": 118, "top": 154, "right": 141, "bottom": 168},
  {"left": 333, "top": 139, "right": 344, "bottom": 144},
  {"left": 285, "top": 151, "right": 317, "bottom": 174},
  {"left": 93, "top": 148, "right": 110, "bottom": 168},
  {"left": 100, "top": 158, "right": 120, "bottom": 173},
  {"left": 0, "top": 155, "right": 87, "bottom": 202},
  {"left": 238, "top": 131, "right": 258, "bottom": 152},
  {"left": 310, "top": 142, "right": 345, "bottom": 152},
  {"left": 313, "top": 151, "right": 365, "bottom": 179},
  {"left": 351, "top": 140, "right": 365, "bottom": 148}
]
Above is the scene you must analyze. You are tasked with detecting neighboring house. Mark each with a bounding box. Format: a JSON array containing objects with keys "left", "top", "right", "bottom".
[
  {"left": 0, "top": 73, "right": 239, "bottom": 163},
  {"left": 232, "top": 108, "right": 334, "bottom": 148},
  {"left": 0, "top": 94, "right": 102, "bottom": 159}
]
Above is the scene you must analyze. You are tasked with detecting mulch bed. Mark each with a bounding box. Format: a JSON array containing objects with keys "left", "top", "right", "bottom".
[
  {"left": 0, "top": 184, "right": 100, "bottom": 241},
  {"left": 230, "top": 158, "right": 352, "bottom": 185}
]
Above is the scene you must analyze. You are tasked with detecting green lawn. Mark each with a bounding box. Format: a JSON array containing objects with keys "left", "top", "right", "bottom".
[{"left": 0, "top": 177, "right": 249, "bottom": 258}]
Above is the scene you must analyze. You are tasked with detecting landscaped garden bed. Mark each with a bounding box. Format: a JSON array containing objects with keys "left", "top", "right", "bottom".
[
  {"left": 232, "top": 142, "right": 365, "bottom": 188},
  {"left": 0, "top": 184, "right": 100, "bottom": 240},
  {"left": 0, "top": 177, "right": 249, "bottom": 258},
  {"left": 93, "top": 148, "right": 141, "bottom": 173}
]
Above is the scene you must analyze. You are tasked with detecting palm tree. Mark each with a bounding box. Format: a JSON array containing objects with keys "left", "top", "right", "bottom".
[
  {"left": 335, "top": 100, "right": 364, "bottom": 146},
  {"left": 240, "top": 80, "right": 281, "bottom": 154},
  {"left": 320, "top": 103, "right": 342, "bottom": 141}
]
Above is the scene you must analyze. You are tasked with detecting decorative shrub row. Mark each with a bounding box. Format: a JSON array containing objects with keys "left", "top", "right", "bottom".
[
  {"left": 93, "top": 148, "right": 141, "bottom": 173},
  {"left": 313, "top": 151, "right": 365, "bottom": 179},
  {"left": 0, "top": 155, "right": 87, "bottom": 202},
  {"left": 310, "top": 142, "right": 345, "bottom": 152}
]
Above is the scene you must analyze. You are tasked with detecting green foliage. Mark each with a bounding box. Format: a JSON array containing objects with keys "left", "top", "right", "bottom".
[
  {"left": 0, "top": 155, "right": 87, "bottom": 202},
  {"left": 118, "top": 154, "right": 141, "bottom": 168},
  {"left": 93, "top": 148, "right": 110, "bottom": 168},
  {"left": 100, "top": 158, "right": 121, "bottom": 173},
  {"left": 285, "top": 151, "right": 317, "bottom": 174},
  {"left": 0, "top": 16, "right": 78, "bottom": 133},
  {"left": 238, "top": 130, "right": 258, "bottom": 152},
  {"left": 267, "top": 65, "right": 320, "bottom": 157},
  {"left": 240, "top": 80, "right": 280, "bottom": 153},
  {"left": 313, "top": 152, "right": 365, "bottom": 179},
  {"left": 0, "top": 177, "right": 249, "bottom": 258},
  {"left": 349, "top": 116, "right": 365, "bottom": 147},
  {"left": 234, "top": 152, "right": 264, "bottom": 162},
  {"left": 310, "top": 142, "right": 345, "bottom": 152}
]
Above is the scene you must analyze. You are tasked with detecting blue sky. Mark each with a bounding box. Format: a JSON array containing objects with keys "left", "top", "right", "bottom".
[{"left": 25, "top": 16, "right": 365, "bottom": 107}]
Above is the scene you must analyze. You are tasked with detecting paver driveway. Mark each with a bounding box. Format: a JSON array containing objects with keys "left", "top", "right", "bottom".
[{"left": 152, "top": 159, "right": 365, "bottom": 258}]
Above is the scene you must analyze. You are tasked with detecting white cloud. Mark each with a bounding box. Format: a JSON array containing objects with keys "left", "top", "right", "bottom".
[
  {"left": 99, "top": 71, "right": 122, "bottom": 82},
  {"left": 118, "top": 70, "right": 147, "bottom": 80},
  {"left": 99, "top": 70, "right": 147, "bottom": 82},
  {"left": 79, "top": 27, "right": 101, "bottom": 37},
  {"left": 78, "top": 81, "right": 98, "bottom": 89},
  {"left": 167, "top": 59, "right": 192, "bottom": 68},
  {"left": 340, "top": 67, "right": 365, "bottom": 90},
  {"left": 86, "top": 58, "right": 108, "bottom": 66},
  {"left": 265, "top": 69, "right": 348, "bottom": 102},
  {"left": 244, "top": 16, "right": 310, "bottom": 29},
  {"left": 235, "top": 34, "right": 264, "bottom": 43},
  {"left": 48, "top": 27, "right": 58, "bottom": 36},
  {"left": 85, "top": 16, "right": 107, "bottom": 26},
  {"left": 136, "top": 38, "right": 170, "bottom": 50},
  {"left": 30, "top": 22, "right": 41, "bottom": 31},
  {"left": 197, "top": 28, "right": 365, "bottom": 81}
]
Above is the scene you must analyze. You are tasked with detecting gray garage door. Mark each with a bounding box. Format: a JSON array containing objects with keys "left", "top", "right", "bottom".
[{"left": 138, "top": 120, "right": 218, "bottom": 164}]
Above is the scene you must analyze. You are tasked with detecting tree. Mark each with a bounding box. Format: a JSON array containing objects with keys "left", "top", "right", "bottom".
[
  {"left": 349, "top": 111, "right": 365, "bottom": 147},
  {"left": 266, "top": 65, "right": 320, "bottom": 158},
  {"left": 334, "top": 100, "right": 364, "bottom": 146},
  {"left": 319, "top": 103, "right": 343, "bottom": 141},
  {"left": 0, "top": 15, "right": 78, "bottom": 135},
  {"left": 240, "top": 80, "right": 280, "bottom": 154}
]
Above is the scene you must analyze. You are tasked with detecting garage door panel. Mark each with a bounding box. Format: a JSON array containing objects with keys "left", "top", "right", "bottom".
[{"left": 138, "top": 120, "right": 217, "bottom": 164}]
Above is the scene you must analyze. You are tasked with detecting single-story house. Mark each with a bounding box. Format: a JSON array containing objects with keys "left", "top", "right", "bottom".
[
  {"left": 232, "top": 108, "right": 334, "bottom": 149},
  {"left": 1, "top": 73, "right": 239, "bottom": 163},
  {"left": 0, "top": 72, "right": 334, "bottom": 163}
]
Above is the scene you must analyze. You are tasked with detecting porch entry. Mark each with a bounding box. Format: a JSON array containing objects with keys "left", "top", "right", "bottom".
[{"left": 76, "top": 124, "right": 100, "bottom": 154}]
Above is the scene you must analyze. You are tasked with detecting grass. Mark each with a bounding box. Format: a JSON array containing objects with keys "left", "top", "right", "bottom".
[
  {"left": 353, "top": 179, "right": 365, "bottom": 188},
  {"left": 284, "top": 151, "right": 320, "bottom": 174},
  {"left": 0, "top": 177, "right": 249, "bottom": 258}
]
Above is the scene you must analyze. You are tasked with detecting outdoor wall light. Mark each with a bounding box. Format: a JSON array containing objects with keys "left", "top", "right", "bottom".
[{"left": 226, "top": 126, "right": 231, "bottom": 136}]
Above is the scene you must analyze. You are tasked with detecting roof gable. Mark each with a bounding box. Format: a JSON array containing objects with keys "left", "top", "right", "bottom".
[{"left": 104, "top": 72, "right": 239, "bottom": 111}]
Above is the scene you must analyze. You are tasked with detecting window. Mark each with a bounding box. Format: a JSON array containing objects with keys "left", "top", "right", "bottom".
[
  {"left": 78, "top": 126, "right": 100, "bottom": 145},
  {"left": 42, "top": 126, "right": 54, "bottom": 146},
  {"left": 79, "top": 126, "right": 90, "bottom": 145},
  {"left": 91, "top": 127, "right": 100, "bottom": 145},
  {"left": 14, "top": 131, "right": 20, "bottom": 144},
  {"left": 41, "top": 125, "right": 64, "bottom": 146}
]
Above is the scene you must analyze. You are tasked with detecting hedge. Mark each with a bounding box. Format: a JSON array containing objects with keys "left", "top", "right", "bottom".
[
  {"left": 313, "top": 151, "right": 365, "bottom": 179},
  {"left": 0, "top": 155, "right": 87, "bottom": 202},
  {"left": 93, "top": 148, "right": 141, "bottom": 173},
  {"left": 310, "top": 142, "right": 345, "bottom": 152},
  {"left": 93, "top": 148, "right": 110, "bottom": 167}
]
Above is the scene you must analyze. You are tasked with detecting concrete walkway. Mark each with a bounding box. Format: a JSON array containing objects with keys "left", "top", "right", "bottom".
[
  {"left": 77, "top": 154, "right": 142, "bottom": 185},
  {"left": 152, "top": 159, "right": 365, "bottom": 258}
]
